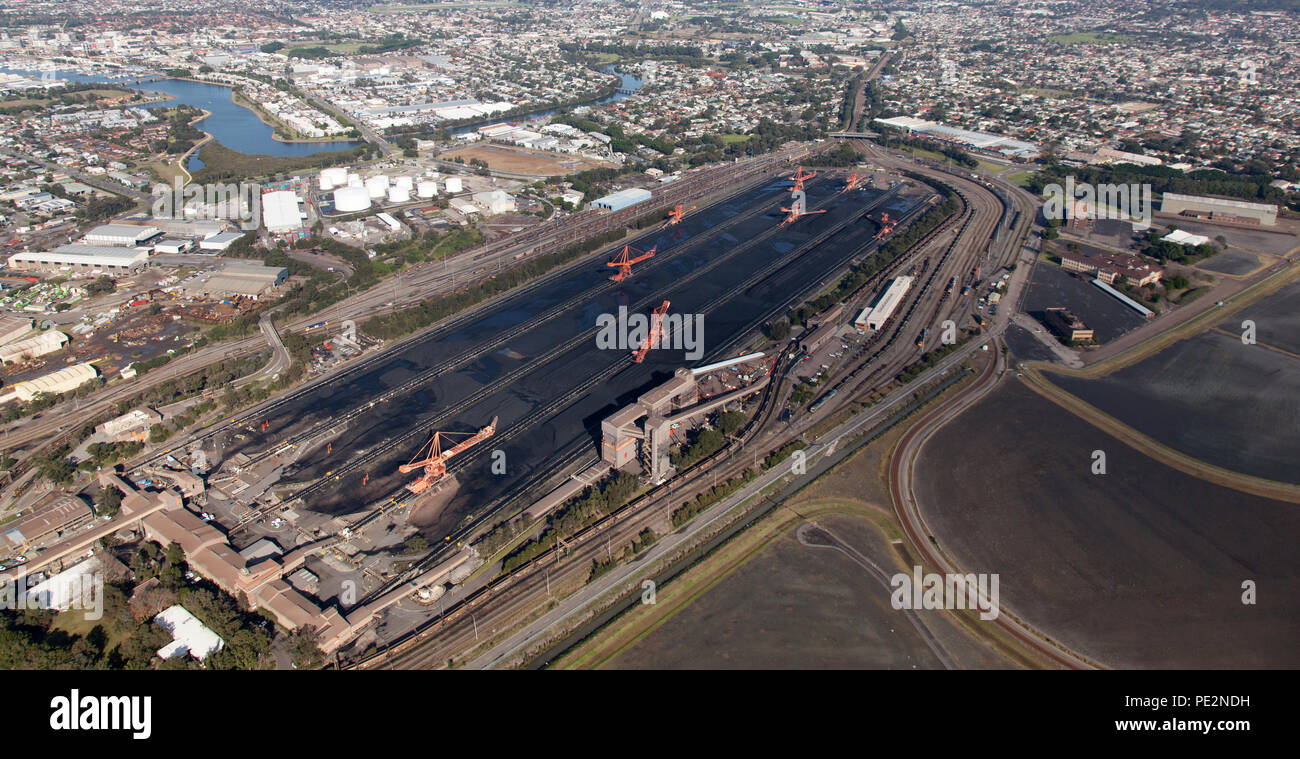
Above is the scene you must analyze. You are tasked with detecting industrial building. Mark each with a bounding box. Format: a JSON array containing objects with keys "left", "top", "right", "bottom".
[
  {"left": 181, "top": 263, "right": 287, "bottom": 300},
  {"left": 874, "top": 116, "right": 1041, "bottom": 160},
  {"left": 153, "top": 239, "right": 193, "bottom": 254},
  {"left": 1160, "top": 192, "right": 1277, "bottom": 226},
  {"left": 473, "top": 189, "right": 516, "bottom": 215},
  {"left": 1058, "top": 249, "right": 1162, "bottom": 287},
  {"left": 8, "top": 245, "right": 150, "bottom": 273},
  {"left": 83, "top": 223, "right": 162, "bottom": 247},
  {"left": 0, "top": 329, "right": 68, "bottom": 364},
  {"left": 2, "top": 495, "right": 94, "bottom": 551},
  {"left": 799, "top": 321, "right": 839, "bottom": 353},
  {"left": 855, "top": 276, "right": 912, "bottom": 331},
  {"left": 593, "top": 187, "right": 652, "bottom": 212},
  {"left": 261, "top": 190, "right": 305, "bottom": 233},
  {"left": 0, "top": 363, "right": 98, "bottom": 404},
  {"left": 100, "top": 407, "right": 163, "bottom": 442},
  {"left": 1044, "top": 307, "right": 1095, "bottom": 343},
  {"left": 0, "top": 315, "right": 33, "bottom": 346},
  {"left": 198, "top": 231, "right": 245, "bottom": 252},
  {"left": 600, "top": 356, "right": 768, "bottom": 482}
]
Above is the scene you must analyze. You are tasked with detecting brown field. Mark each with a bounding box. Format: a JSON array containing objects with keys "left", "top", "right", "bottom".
[
  {"left": 439, "top": 144, "right": 612, "bottom": 176},
  {"left": 913, "top": 379, "right": 1300, "bottom": 668}
]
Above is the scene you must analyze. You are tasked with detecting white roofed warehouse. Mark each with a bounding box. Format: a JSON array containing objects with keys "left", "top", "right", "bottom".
[
  {"left": 8, "top": 245, "right": 150, "bottom": 274},
  {"left": 83, "top": 224, "right": 162, "bottom": 247},
  {"left": 592, "top": 188, "right": 652, "bottom": 212},
  {"left": 1159, "top": 193, "right": 1277, "bottom": 226},
  {"left": 0, "top": 330, "right": 68, "bottom": 364},
  {"left": 261, "top": 190, "right": 306, "bottom": 233},
  {"left": 0, "top": 363, "right": 98, "bottom": 404}
]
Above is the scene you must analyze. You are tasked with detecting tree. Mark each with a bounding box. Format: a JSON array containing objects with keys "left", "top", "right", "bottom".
[
  {"left": 95, "top": 485, "right": 123, "bottom": 517},
  {"left": 85, "top": 276, "right": 116, "bottom": 296},
  {"left": 148, "top": 423, "right": 170, "bottom": 444},
  {"left": 289, "top": 626, "right": 325, "bottom": 669}
]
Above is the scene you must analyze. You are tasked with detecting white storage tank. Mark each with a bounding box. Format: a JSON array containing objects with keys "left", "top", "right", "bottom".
[
  {"left": 366, "top": 175, "right": 390, "bottom": 199},
  {"left": 417, "top": 181, "right": 438, "bottom": 198},
  {"left": 333, "top": 186, "right": 371, "bottom": 213},
  {"left": 319, "top": 167, "right": 348, "bottom": 190},
  {"left": 347, "top": 173, "right": 362, "bottom": 187},
  {"left": 394, "top": 175, "right": 414, "bottom": 190},
  {"left": 387, "top": 185, "right": 411, "bottom": 204},
  {"left": 444, "top": 176, "right": 463, "bottom": 194}
]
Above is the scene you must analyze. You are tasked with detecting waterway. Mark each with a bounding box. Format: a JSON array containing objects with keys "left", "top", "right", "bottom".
[
  {"left": 2, "top": 67, "right": 361, "bottom": 170},
  {"left": 447, "top": 63, "right": 643, "bottom": 135}
]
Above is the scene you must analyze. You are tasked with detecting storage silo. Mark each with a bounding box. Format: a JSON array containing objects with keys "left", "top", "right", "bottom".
[
  {"left": 366, "top": 175, "right": 390, "bottom": 199},
  {"left": 444, "top": 176, "right": 463, "bottom": 194},
  {"left": 333, "top": 186, "right": 371, "bottom": 213},
  {"left": 417, "top": 181, "right": 438, "bottom": 198}
]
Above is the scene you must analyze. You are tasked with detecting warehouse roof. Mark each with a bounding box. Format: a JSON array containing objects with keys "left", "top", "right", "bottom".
[
  {"left": 10, "top": 246, "right": 149, "bottom": 269},
  {"left": 261, "top": 190, "right": 304, "bottom": 232},
  {"left": 1162, "top": 192, "right": 1277, "bottom": 213},
  {"left": 85, "top": 224, "right": 161, "bottom": 243}
]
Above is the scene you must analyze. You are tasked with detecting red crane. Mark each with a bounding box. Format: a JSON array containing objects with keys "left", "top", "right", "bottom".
[
  {"left": 840, "top": 173, "right": 864, "bottom": 193},
  {"left": 779, "top": 202, "right": 827, "bottom": 226},
  {"left": 787, "top": 165, "right": 817, "bottom": 192},
  {"left": 666, "top": 204, "right": 696, "bottom": 226},
  {"left": 632, "top": 300, "right": 671, "bottom": 363},
  {"left": 874, "top": 212, "right": 896, "bottom": 239},
  {"left": 606, "top": 243, "right": 657, "bottom": 282},
  {"left": 399, "top": 416, "right": 498, "bottom": 494}
]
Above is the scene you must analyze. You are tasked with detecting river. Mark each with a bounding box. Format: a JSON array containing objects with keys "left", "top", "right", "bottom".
[
  {"left": 2, "top": 67, "right": 361, "bottom": 170},
  {"left": 5, "top": 61, "right": 641, "bottom": 167}
]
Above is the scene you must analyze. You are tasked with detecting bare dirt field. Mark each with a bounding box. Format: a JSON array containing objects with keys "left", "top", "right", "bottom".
[
  {"left": 439, "top": 144, "right": 612, "bottom": 176},
  {"left": 605, "top": 514, "right": 953, "bottom": 670},
  {"left": 1224, "top": 278, "right": 1300, "bottom": 356},
  {"left": 1197, "top": 249, "right": 1263, "bottom": 276},
  {"left": 602, "top": 424, "right": 1024, "bottom": 670},
  {"left": 913, "top": 380, "right": 1300, "bottom": 668},
  {"left": 1049, "top": 329, "right": 1300, "bottom": 484}
]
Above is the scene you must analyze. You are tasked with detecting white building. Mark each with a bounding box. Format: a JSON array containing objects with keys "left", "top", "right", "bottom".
[
  {"left": 261, "top": 190, "right": 304, "bottom": 233},
  {"left": 473, "top": 190, "right": 516, "bottom": 215},
  {"left": 155, "top": 605, "right": 225, "bottom": 661},
  {"left": 83, "top": 224, "right": 161, "bottom": 247},
  {"left": 0, "top": 363, "right": 98, "bottom": 404},
  {"left": 8, "top": 245, "right": 149, "bottom": 273},
  {"left": 0, "top": 330, "right": 68, "bottom": 364}
]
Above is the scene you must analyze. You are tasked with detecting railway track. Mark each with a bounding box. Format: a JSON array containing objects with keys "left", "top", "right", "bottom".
[{"left": 300, "top": 181, "right": 912, "bottom": 600}]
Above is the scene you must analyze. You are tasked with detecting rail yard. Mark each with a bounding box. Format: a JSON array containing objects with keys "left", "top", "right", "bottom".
[{"left": 333, "top": 139, "right": 1037, "bottom": 668}]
